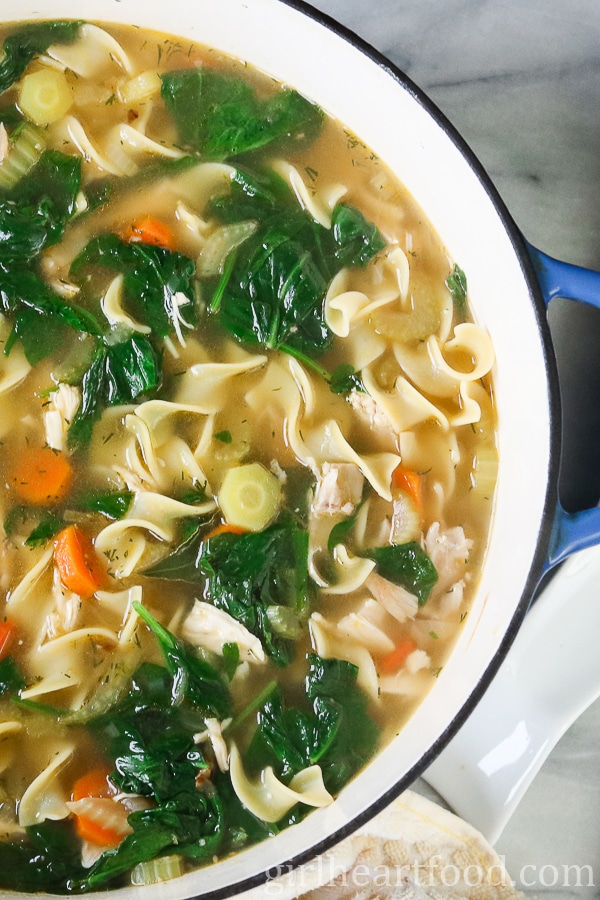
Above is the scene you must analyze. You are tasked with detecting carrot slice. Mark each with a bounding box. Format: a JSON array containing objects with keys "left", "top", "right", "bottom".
[
  {"left": 204, "top": 523, "right": 247, "bottom": 541},
  {"left": 70, "top": 768, "right": 128, "bottom": 848},
  {"left": 71, "top": 766, "right": 115, "bottom": 802},
  {"left": 54, "top": 525, "right": 104, "bottom": 598},
  {"left": 0, "top": 620, "right": 16, "bottom": 661},
  {"left": 11, "top": 446, "right": 73, "bottom": 506},
  {"left": 70, "top": 797, "right": 131, "bottom": 848},
  {"left": 391, "top": 465, "right": 423, "bottom": 517},
  {"left": 75, "top": 814, "right": 125, "bottom": 848},
  {"left": 379, "top": 638, "right": 416, "bottom": 674},
  {"left": 121, "top": 215, "right": 175, "bottom": 250}
]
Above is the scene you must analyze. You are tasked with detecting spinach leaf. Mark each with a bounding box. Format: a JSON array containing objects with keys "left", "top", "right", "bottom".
[
  {"left": 77, "top": 489, "right": 134, "bottom": 520},
  {"left": 133, "top": 602, "right": 231, "bottom": 718},
  {"left": 68, "top": 333, "right": 161, "bottom": 450},
  {"left": 446, "top": 263, "right": 468, "bottom": 314},
  {"left": 305, "top": 654, "right": 380, "bottom": 792},
  {"left": 0, "top": 21, "right": 82, "bottom": 95},
  {"left": 248, "top": 654, "right": 380, "bottom": 795},
  {"left": 208, "top": 193, "right": 384, "bottom": 360},
  {"left": 213, "top": 213, "right": 332, "bottom": 355},
  {"left": 330, "top": 204, "right": 386, "bottom": 267},
  {"left": 0, "top": 821, "right": 85, "bottom": 894},
  {"left": 24, "top": 513, "right": 63, "bottom": 546},
  {"left": 0, "top": 151, "right": 81, "bottom": 261},
  {"left": 363, "top": 541, "right": 438, "bottom": 605},
  {"left": 0, "top": 656, "right": 25, "bottom": 696},
  {"left": 83, "top": 791, "right": 224, "bottom": 889},
  {"left": 70, "top": 234, "right": 197, "bottom": 338},
  {"left": 0, "top": 268, "right": 101, "bottom": 365},
  {"left": 161, "top": 68, "right": 323, "bottom": 160},
  {"left": 78, "top": 659, "right": 227, "bottom": 889},
  {"left": 207, "top": 165, "right": 289, "bottom": 223},
  {"left": 329, "top": 363, "right": 365, "bottom": 395},
  {"left": 144, "top": 520, "right": 311, "bottom": 668}
]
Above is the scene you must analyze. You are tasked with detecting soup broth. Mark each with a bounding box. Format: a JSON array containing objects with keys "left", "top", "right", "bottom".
[{"left": 0, "top": 18, "right": 497, "bottom": 893}]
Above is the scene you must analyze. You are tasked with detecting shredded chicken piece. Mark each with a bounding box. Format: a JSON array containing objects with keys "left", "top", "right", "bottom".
[
  {"left": 194, "top": 717, "right": 232, "bottom": 773},
  {"left": 365, "top": 570, "right": 419, "bottom": 622},
  {"left": 44, "top": 383, "right": 81, "bottom": 453},
  {"left": 269, "top": 458, "right": 287, "bottom": 483},
  {"left": 348, "top": 388, "right": 394, "bottom": 434},
  {"left": 43, "top": 567, "right": 81, "bottom": 641},
  {"left": 405, "top": 648, "right": 431, "bottom": 674},
  {"left": 182, "top": 600, "right": 265, "bottom": 665},
  {"left": 424, "top": 522, "right": 473, "bottom": 594},
  {"left": 312, "top": 462, "right": 364, "bottom": 517}
]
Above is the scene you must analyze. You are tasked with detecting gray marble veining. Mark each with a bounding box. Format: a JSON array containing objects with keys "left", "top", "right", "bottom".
[{"left": 306, "top": 1, "right": 600, "bottom": 895}]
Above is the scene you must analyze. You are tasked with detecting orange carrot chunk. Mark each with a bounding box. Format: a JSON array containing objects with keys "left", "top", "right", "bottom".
[
  {"left": 54, "top": 525, "right": 104, "bottom": 598},
  {"left": 12, "top": 446, "right": 73, "bottom": 506},
  {"left": 204, "top": 523, "right": 248, "bottom": 541},
  {"left": 74, "top": 814, "right": 125, "bottom": 848},
  {"left": 379, "top": 638, "right": 416, "bottom": 674},
  {"left": 0, "top": 620, "right": 16, "bottom": 661},
  {"left": 71, "top": 766, "right": 115, "bottom": 803},
  {"left": 121, "top": 215, "right": 175, "bottom": 250},
  {"left": 391, "top": 465, "right": 423, "bottom": 516}
]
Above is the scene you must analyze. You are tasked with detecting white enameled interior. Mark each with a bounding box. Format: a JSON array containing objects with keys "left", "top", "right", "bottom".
[{"left": 0, "top": 1, "right": 554, "bottom": 898}]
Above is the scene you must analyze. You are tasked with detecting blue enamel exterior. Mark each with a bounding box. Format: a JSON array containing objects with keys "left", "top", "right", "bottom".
[{"left": 528, "top": 243, "right": 600, "bottom": 568}]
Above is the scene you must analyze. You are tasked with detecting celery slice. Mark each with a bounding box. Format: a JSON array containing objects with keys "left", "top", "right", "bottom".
[
  {"left": 218, "top": 462, "right": 282, "bottom": 532},
  {"left": 0, "top": 122, "right": 45, "bottom": 190},
  {"left": 130, "top": 854, "right": 184, "bottom": 885}
]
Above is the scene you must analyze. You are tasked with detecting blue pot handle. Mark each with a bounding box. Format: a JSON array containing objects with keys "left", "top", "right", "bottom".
[{"left": 527, "top": 242, "right": 600, "bottom": 568}]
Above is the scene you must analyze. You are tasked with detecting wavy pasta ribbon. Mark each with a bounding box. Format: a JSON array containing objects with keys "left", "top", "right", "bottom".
[
  {"left": 287, "top": 360, "right": 399, "bottom": 500},
  {"left": 47, "top": 24, "right": 134, "bottom": 77},
  {"left": 271, "top": 159, "right": 347, "bottom": 228},
  {"left": 229, "top": 743, "right": 332, "bottom": 823},
  {"left": 18, "top": 746, "right": 73, "bottom": 828},
  {"left": 309, "top": 612, "right": 379, "bottom": 700}
]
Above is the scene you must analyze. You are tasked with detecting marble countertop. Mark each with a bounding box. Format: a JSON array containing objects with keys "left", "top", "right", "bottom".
[{"left": 304, "top": 1, "right": 600, "bottom": 896}]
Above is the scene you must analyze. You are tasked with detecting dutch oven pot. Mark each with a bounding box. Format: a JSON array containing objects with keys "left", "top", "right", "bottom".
[{"left": 2, "top": 0, "right": 600, "bottom": 897}]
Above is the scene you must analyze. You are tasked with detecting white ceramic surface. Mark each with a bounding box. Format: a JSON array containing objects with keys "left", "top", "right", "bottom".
[
  {"left": 0, "top": 1, "right": 578, "bottom": 898},
  {"left": 424, "top": 542, "right": 600, "bottom": 845}
]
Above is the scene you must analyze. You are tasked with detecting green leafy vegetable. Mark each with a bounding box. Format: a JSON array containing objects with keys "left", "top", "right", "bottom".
[
  {"left": 0, "top": 268, "right": 101, "bottom": 365},
  {"left": 0, "top": 21, "right": 82, "bottom": 95},
  {"left": 70, "top": 234, "right": 197, "bottom": 338},
  {"left": 329, "top": 363, "right": 365, "bottom": 395},
  {"left": 205, "top": 164, "right": 384, "bottom": 363},
  {"left": 222, "top": 642, "right": 240, "bottom": 681},
  {"left": 248, "top": 654, "right": 380, "bottom": 795},
  {"left": 77, "top": 489, "right": 134, "bottom": 520},
  {"left": 133, "top": 602, "right": 231, "bottom": 717},
  {"left": 0, "top": 150, "right": 81, "bottom": 261},
  {"left": 160, "top": 68, "right": 323, "bottom": 160},
  {"left": 0, "top": 821, "right": 85, "bottom": 893},
  {"left": 363, "top": 541, "right": 438, "bottom": 605},
  {"left": 446, "top": 263, "right": 468, "bottom": 313},
  {"left": 329, "top": 203, "right": 386, "bottom": 268},
  {"left": 145, "top": 520, "right": 311, "bottom": 667},
  {"left": 24, "top": 514, "right": 63, "bottom": 546},
  {"left": 80, "top": 661, "right": 226, "bottom": 890},
  {"left": 68, "top": 333, "right": 161, "bottom": 450},
  {"left": 0, "top": 656, "right": 25, "bottom": 696}
]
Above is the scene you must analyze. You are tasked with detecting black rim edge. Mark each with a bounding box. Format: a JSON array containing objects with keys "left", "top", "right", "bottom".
[{"left": 188, "top": 1, "right": 563, "bottom": 896}]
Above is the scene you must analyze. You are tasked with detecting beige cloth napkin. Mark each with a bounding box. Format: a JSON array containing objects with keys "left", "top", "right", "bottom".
[{"left": 243, "top": 790, "right": 523, "bottom": 899}]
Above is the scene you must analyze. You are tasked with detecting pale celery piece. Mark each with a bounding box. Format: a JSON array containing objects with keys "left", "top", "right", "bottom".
[
  {"left": 218, "top": 462, "right": 282, "bottom": 532},
  {"left": 19, "top": 68, "right": 73, "bottom": 125}
]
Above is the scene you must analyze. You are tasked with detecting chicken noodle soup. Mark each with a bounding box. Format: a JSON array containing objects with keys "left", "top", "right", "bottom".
[{"left": 0, "top": 18, "right": 497, "bottom": 893}]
